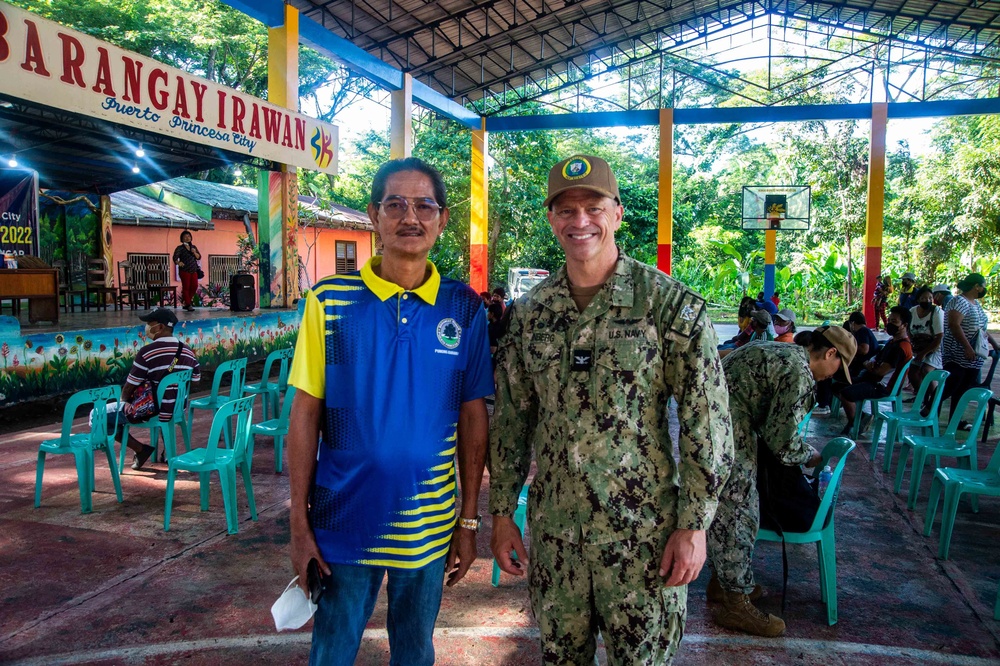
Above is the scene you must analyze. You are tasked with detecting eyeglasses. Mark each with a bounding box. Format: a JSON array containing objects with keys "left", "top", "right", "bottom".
[{"left": 376, "top": 196, "right": 443, "bottom": 222}]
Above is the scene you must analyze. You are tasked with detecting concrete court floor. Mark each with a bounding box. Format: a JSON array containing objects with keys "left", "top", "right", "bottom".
[{"left": 3, "top": 378, "right": 1000, "bottom": 665}]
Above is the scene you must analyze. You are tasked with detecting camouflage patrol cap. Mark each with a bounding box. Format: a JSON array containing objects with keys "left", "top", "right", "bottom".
[
  {"left": 813, "top": 325, "right": 857, "bottom": 384},
  {"left": 545, "top": 155, "right": 620, "bottom": 208}
]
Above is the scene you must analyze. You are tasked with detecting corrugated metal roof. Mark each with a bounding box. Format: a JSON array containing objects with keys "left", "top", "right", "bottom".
[
  {"left": 154, "top": 177, "right": 259, "bottom": 213},
  {"left": 146, "top": 177, "right": 374, "bottom": 232},
  {"left": 110, "top": 189, "right": 211, "bottom": 229}
]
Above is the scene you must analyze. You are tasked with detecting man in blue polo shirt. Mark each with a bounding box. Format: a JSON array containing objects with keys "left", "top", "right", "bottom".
[{"left": 286, "top": 157, "right": 493, "bottom": 666}]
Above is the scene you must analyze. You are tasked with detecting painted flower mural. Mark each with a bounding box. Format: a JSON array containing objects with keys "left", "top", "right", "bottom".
[{"left": 0, "top": 310, "right": 301, "bottom": 406}]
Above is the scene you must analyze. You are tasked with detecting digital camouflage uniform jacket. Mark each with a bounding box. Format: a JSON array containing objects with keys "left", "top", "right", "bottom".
[
  {"left": 722, "top": 342, "right": 815, "bottom": 467},
  {"left": 489, "top": 252, "right": 734, "bottom": 545}
]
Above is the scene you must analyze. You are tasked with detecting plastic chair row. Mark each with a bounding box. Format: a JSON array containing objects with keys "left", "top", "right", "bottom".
[
  {"left": 831, "top": 359, "right": 913, "bottom": 440},
  {"left": 34, "top": 348, "right": 297, "bottom": 530}
]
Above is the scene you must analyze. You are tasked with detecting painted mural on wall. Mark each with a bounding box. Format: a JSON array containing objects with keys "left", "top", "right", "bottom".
[
  {"left": 0, "top": 310, "right": 300, "bottom": 406},
  {"left": 37, "top": 191, "right": 101, "bottom": 283}
]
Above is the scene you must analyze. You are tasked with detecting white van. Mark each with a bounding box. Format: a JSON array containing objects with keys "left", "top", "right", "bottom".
[{"left": 507, "top": 268, "right": 550, "bottom": 301}]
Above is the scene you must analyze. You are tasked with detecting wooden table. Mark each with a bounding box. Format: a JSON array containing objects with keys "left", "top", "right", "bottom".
[{"left": 0, "top": 268, "right": 59, "bottom": 323}]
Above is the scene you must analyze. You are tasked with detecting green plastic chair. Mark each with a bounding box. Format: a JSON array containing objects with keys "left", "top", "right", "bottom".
[
  {"left": 187, "top": 357, "right": 247, "bottom": 448},
  {"left": 894, "top": 388, "right": 992, "bottom": 510},
  {"left": 244, "top": 348, "right": 294, "bottom": 421},
  {"left": 491, "top": 483, "right": 529, "bottom": 587},
  {"left": 35, "top": 385, "right": 123, "bottom": 514},
  {"left": 923, "top": 425, "right": 1000, "bottom": 559},
  {"left": 756, "top": 437, "right": 856, "bottom": 625},
  {"left": 871, "top": 368, "right": 950, "bottom": 472},
  {"left": 165, "top": 395, "right": 257, "bottom": 535},
  {"left": 250, "top": 386, "right": 296, "bottom": 473},
  {"left": 118, "top": 370, "right": 194, "bottom": 472},
  {"left": 831, "top": 359, "right": 912, "bottom": 439}
]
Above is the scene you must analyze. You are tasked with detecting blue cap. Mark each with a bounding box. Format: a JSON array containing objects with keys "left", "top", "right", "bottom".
[{"left": 756, "top": 300, "right": 779, "bottom": 315}]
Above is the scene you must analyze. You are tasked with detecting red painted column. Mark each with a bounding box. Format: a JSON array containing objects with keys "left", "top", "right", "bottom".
[{"left": 657, "top": 108, "right": 673, "bottom": 275}]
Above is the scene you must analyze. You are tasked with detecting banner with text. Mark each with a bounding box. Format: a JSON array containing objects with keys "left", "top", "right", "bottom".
[
  {"left": 0, "top": 2, "right": 338, "bottom": 174},
  {"left": 0, "top": 169, "right": 39, "bottom": 257}
]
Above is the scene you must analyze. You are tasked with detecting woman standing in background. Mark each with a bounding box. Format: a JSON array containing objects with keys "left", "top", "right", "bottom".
[{"left": 172, "top": 230, "right": 201, "bottom": 312}]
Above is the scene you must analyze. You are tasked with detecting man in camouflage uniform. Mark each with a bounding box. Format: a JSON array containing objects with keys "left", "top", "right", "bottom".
[
  {"left": 707, "top": 328, "right": 856, "bottom": 636},
  {"left": 489, "top": 154, "right": 734, "bottom": 665}
]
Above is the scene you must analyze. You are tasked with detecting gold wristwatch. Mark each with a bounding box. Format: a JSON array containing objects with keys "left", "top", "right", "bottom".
[{"left": 458, "top": 515, "right": 482, "bottom": 532}]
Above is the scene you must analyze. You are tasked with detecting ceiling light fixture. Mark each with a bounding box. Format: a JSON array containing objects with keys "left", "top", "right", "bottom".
[
  {"left": 132, "top": 163, "right": 140, "bottom": 174},
  {"left": 234, "top": 166, "right": 243, "bottom": 177},
  {"left": 7, "top": 156, "right": 17, "bottom": 168},
  {"left": 135, "top": 144, "right": 145, "bottom": 158}
]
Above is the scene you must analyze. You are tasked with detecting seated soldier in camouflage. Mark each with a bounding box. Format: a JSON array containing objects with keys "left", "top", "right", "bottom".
[
  {"left": 707, "top": 327, "right": 856, "bottom": 637},
  {"left": 490, "top": 154, "right": 734, "bottom": 664}
]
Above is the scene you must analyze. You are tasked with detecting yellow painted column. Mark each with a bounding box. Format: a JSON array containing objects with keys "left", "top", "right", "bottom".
[
  {"left": 657, "top": 108, "right": 673, "bottom": 274},
  {"left": 470, "top": 119, "right": 488, "bottom": 293},
  {"left": 264, "top": 3, "right": 300, "bottom": 307},
  {"left": 863, "top": 102, "right": 887, "bottom": 327},
  {"left": 390, "top": 74, "right": 413, "bottom": 159}
]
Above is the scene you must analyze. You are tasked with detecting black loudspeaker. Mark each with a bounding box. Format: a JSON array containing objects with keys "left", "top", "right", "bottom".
[{"left": 229, "top": 273, "right": 256, "bottom": 312}]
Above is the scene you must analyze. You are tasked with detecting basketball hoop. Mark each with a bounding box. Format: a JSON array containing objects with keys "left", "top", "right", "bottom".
[{"left": 741, "top": 186, "right": 811, "bottom": 231}]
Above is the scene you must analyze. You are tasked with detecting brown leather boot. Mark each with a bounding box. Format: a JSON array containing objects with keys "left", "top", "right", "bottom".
[
  {"left": 714, "top": 588, "right": 786, "bottom": 637},
  {"left": 707, "top": 572, "right": 763, "bottom": 603}
]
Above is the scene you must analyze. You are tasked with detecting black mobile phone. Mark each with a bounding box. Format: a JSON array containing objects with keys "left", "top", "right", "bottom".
[{"left": 307, "top": 558, "right": 326, "bottom": 604}]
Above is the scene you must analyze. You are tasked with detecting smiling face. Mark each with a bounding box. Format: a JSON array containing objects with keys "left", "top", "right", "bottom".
[
  {"left": 547, "top": 188, "right": 623, "bottom": 270},
  {"left": 367, "top": 171, "right": 448, "bottom": 261}
]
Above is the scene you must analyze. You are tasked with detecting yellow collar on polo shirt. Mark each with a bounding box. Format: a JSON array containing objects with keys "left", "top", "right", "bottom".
[{"left": 360, "top": 256, "right": 440, "bottom": 305}]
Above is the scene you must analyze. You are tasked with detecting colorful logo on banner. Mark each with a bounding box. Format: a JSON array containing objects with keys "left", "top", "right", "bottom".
[
  {"left": 311, "top": 127, "right": 334, "bottom": 169},
  {"left": 0, "top": 169, "right": 39, "bottom": 257}
]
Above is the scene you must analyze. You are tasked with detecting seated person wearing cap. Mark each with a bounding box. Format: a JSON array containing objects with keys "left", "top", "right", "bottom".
[
  {"left": 721, "top": 310, "right": 773, "bottom": 358},
  {"left": 835, "top": 306, "right": 913, "bottom": 436},
  {"left": 898, "top": 272, "right": 919, "bottom": 310},
  {"left": 933, "top": 283, "right": 953, "bottom": 310},
  {"left": 110, "top": 308, "right": 201, "bottom": 470},
  {"left": 773, "top": 309, "right": 797, "bottom": 343}
]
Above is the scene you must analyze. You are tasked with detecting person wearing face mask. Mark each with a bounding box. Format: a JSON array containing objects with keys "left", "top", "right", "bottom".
[
  {"left": 940, "top": 273, "right": 1000, "bottom": 424},
  {"left": 773, "top": 309, "right": 797, "bottom": 342},
  {"left": 908, "top": 287, "right": 944, "bottom": 409},
  {"left": 933, "top": 284, "right": 953, "bottom": 310},
  {"left": 105, "top": 307, "right": 201, "bottom": 470},
  {"left": 835, "top": 306, "right": 913, "bottom": 436},
  {"left": 898, "top": 272, "right": 919, "bottom": 310}
]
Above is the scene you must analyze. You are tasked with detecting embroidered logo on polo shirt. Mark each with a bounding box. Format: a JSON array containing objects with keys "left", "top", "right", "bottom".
[{"left": 436, "top": 318, "right": 462, "bottom": 349}]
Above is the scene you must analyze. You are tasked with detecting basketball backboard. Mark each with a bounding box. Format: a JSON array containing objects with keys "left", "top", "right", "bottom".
[{"left": 741, "top": 185, "right": 811, "bottom": 230}]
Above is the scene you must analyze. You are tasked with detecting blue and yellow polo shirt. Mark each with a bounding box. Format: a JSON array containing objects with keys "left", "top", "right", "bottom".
[{"left": 289, "top": 257, "right": 494, "bottom": 569}]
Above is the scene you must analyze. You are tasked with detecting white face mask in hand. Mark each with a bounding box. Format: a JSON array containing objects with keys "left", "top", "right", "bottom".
[{"left": 271, "top": 576, "right": 317, "bottom": 631}]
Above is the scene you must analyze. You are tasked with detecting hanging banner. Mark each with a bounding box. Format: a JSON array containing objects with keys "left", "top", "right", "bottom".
[
  {"left": 0, "top": 1, "right": 338, "bottom": 174},
  {"left": 0, "top": 169, "right": 39, "bottom": 258}
]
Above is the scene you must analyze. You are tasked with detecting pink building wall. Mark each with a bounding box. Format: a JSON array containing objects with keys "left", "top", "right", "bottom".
[
  {"left": 112, "top": 220, "right": 373, "bottom": 292},
  {"left": 297, "top": 226, "right": 373, "bottom": 286}
]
